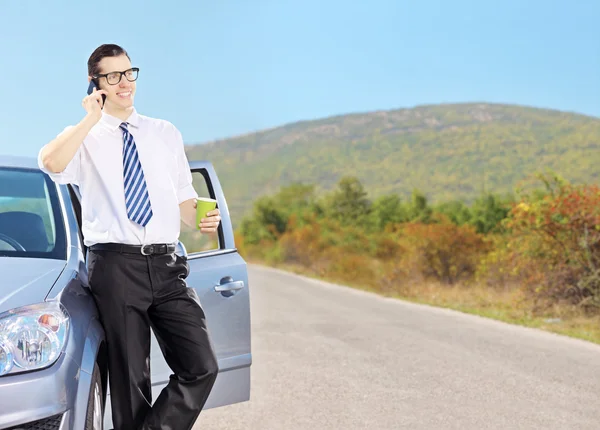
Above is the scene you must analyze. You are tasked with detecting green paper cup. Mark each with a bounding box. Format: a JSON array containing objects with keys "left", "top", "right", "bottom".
[{"left": 196, "top": 197, "right": 218, "bottom": 229}]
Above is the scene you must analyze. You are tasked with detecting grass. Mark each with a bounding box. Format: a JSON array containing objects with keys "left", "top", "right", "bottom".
[{"left": 245, "top": 255, "right": 600, "bottom": 345}]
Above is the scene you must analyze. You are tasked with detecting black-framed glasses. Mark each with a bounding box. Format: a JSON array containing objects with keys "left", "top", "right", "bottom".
[{"left": 93, "top": 67, "right": 139, "bottom": 85}]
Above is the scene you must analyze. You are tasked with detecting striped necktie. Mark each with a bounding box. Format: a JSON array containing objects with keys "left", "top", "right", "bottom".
[{"left": 120, "top": 122, "right": 153, "bottom": 226}]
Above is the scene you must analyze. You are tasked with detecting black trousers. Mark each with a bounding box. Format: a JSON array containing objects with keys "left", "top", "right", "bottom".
[{"left": 87, "top": 247, "right": 219, "bottom": 430}]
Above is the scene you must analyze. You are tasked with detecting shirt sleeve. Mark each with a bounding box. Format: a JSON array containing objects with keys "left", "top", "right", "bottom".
[
  {"left": 37, "top": 125, "right": 81, "bottom": 185},
  {"left": 172, "top": 125, "right": 198, "bottom": 204}
]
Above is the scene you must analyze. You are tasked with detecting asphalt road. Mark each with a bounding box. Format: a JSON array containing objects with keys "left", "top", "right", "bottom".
[{"left": 195, "top": 264, "right": 600, "bottom": 430}]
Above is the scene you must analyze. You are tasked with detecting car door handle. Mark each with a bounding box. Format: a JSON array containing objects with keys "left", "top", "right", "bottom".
[{"left": 214, "top": 280, "right": 245, "bottom": 292}]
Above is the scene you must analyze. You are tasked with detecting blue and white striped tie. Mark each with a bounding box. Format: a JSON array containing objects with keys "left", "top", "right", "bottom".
[{"left": 120, "top": 122, "right": 153, "bottom": 226}]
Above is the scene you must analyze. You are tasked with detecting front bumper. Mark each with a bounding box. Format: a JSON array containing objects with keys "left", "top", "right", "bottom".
[
  {"left": 4, "top": 413, "right": 66, "bottom": 430},
  {"left": 0, "top": 351, "right": 90, "bottom": 430}
]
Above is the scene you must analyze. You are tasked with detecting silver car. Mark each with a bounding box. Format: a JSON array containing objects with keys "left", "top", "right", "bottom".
[{"left": 0, "top": 155, "right": 252, "bottom": 429}]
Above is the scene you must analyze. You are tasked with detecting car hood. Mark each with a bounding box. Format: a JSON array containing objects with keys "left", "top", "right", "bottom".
[{"left": 0, "top": 257, "right": 66, "bottom": 314}]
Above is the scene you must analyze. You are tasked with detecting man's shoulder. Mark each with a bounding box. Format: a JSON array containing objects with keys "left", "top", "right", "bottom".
[
  {"left": 83, "top": 122, "right": 113, "bottom": 142},
  {"left": 57, "top": 124, "right": 99, "bottom": 144},
  {"left": 138, "top": 113, "right": 179, "bottom": 133}
]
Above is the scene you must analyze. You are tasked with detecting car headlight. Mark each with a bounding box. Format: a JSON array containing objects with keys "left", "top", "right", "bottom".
[{"left": 0, "top": 302, "right": 69, "bottom": 376}]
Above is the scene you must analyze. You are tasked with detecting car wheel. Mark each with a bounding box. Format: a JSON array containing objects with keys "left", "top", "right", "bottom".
[{"left": 85, "top": 362, "right": 104, "bottom": 430}]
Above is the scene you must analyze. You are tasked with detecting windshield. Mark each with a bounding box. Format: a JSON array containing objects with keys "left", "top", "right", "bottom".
[{"left": 0, "top": 167, "right": 67, "bottom": 259}]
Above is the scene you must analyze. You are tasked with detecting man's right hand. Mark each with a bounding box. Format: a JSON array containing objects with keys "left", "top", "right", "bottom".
[{"left": 82, "top": 87, "right": 107, "bottom": 122}]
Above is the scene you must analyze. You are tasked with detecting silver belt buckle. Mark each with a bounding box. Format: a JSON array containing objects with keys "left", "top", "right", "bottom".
[{"left": 140, "top": 245, "right": 153, "bottom": 255}]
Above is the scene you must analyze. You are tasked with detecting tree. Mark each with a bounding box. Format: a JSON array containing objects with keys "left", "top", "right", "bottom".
[
  {"left": 253, "top": 197, "right": 287, "bottom": 235},
  {"left": 468, "top": 193, "right": 511, "bottom": 234},
  {"left": 369, "top": 194, "right": 408, "bottom": 232},
  {"left": 326, "top": 176, "right": 371, "bottom": 226},
  {"left": 406, "top": 190, "right": 432, "bottom": 223},
  {"left": 504, "top": 177, "right": 600, "bottom": 308},
  {"left": 238, "top": 217, "right": 273, "bottom": 245},
  {"left": 434, "top": 200, "right": 472, "bottom": 225}
]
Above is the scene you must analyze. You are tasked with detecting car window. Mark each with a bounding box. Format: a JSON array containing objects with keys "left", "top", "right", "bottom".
[
  {"left": 0, "top": 167, "right": 67, "bottom": 259},
  {"left": 179, "top": 170, "right": 221, "bottom": 254}
]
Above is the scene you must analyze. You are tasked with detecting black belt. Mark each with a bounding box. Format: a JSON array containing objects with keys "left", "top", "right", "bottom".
[{"left": 90, "top": 242, "right": 176, "bottom": 255}]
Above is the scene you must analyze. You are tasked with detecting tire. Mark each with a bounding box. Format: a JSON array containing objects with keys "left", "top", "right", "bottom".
[{"left": 84, "top": 362, "right": 104, "bottom": 430}]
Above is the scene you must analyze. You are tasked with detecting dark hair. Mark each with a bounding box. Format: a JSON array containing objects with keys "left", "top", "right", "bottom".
[{"left": 87, "top": 44, "right": 130, "bottom": 77}]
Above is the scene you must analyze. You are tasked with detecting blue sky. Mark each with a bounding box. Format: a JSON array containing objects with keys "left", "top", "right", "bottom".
[{"left": 0, "top": 0, "right": 598, "bottom": 157}]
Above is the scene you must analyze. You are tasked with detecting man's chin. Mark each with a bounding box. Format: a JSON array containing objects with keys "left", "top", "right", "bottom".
[{"left": 114, "top": 100, "right": 134, "bottom": 109}]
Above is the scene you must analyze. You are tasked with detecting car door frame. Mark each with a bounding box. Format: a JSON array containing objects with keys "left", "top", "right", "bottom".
[{"left": 186, "top": 161, "right": 237, "bottom": 255}]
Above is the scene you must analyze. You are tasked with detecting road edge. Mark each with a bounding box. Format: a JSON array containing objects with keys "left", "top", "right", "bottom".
[{"left": 248, "top": 262, "right": 600, "bottom": 351}]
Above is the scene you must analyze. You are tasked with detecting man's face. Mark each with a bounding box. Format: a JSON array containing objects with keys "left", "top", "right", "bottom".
[{"left": 93, "top": 54, "right": 137, "bottom": 110}]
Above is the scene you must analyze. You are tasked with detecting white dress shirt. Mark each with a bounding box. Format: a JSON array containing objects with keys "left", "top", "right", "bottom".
[{"left": 38, "top": 108, "right": 198, "bottom": 247}]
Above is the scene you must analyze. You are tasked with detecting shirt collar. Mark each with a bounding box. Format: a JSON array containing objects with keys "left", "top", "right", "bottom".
[{"left": 100, "top": 107, "right": 141, "bottom": 132}]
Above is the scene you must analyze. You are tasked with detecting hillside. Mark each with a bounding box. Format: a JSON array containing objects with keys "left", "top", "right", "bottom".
[{"left": 184, "top": 103, "right": 600, "bottom": 224}]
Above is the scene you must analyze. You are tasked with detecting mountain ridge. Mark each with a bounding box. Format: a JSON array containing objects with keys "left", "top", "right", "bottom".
[
  {"left": 184, "top": 102, "right": 600, "bottom": 223},
  {"left": 188, "top": 102, "right": 599, "bottom": 147}
]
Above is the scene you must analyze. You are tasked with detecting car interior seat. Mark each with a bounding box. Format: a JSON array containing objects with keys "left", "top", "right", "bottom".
[{"left": 0, "top": 211, "right": 50, "bottom": 252}]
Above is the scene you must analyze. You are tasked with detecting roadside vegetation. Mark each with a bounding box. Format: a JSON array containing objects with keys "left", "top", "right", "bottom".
[{"left": 230, "top": 172, "right": 600, "bottom": 344}]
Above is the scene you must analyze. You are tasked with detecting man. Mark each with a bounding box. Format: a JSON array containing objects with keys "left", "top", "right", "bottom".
[{"left": 38, "top": 44, "right": 220, "bottom": 430}]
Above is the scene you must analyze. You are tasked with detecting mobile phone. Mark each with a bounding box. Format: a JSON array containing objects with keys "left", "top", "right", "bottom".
[{"left": 87, "top": 80, "right": 106, "bottom": 107}]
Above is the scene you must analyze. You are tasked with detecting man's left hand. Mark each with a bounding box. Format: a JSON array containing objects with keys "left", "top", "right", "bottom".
[{"left": 194, "top": 203, "right": 221, "bottom": 233}]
